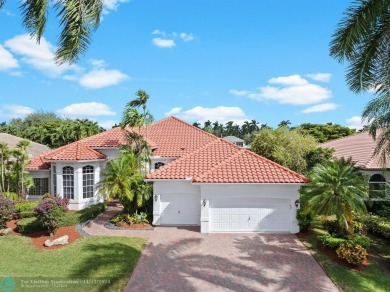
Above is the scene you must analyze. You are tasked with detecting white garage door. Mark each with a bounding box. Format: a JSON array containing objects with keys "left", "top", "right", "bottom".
[
  {"left": 160, "top": 193, "right": 200, "bottom": 225},
  {"left": 210, "top": 198, "right": 291, "bottom": 232}
]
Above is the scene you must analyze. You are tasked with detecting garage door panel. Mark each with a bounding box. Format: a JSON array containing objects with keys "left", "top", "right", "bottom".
[
  {"left": 160, "top": 193, "right": 200, "bottom": 225},
  {"left": 210, "top": 198, "right": 291, "bottom": 232}
]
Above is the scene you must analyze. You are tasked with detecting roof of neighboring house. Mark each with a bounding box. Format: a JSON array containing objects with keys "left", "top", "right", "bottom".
[
  {"left": 0, "top": 133, "right": 50, "bottom": 157},
  {"left": 320, "top": 131, "right": 389, "bottom": 169},
  {"left": 28, "top": 155, "right": 51, "bottom": 170},
  {"left": 223, "top": 136, "right": 245, "bottom": 143},
  {"left": 27, "top": 116, "right": 308, "bottom": 183},
  {"left": 146, "top": 137, "right": 308, "bottom": 183}
]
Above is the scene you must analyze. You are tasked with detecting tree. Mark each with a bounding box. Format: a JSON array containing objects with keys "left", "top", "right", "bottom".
[
  {"left": 15, "top": 140, "right": 31, "bottom": 196},
  {"left": 278, "top": 120, "right": 291, "bottom": 128},
  {"left": 295, "top": 123, "right": 356, "bottom": 143},
  {"left": 330, "top": 0, "right": 390, "bottom": 94},
  {"left": 0, "top": 143, "right": 10, "bottom": 193},
  {"left": 0, "top": 1, "right": 103, "bottom": 64},
  {"left": 301, "top": 159, "right": 369, "bottom": 235}
]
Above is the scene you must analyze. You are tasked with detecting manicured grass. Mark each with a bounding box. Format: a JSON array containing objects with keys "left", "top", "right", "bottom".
[
  {"left": 299, "top": 222, "right": 390, "bottom": 292},
  {"left": 0, "top": 235, "right": 147, "bottom": 291}
]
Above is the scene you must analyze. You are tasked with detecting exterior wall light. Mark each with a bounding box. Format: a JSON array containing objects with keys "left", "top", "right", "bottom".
[
  {"left": 202, "top": 199, "right": 207, "bottom": 207},
  {"left": 294, "top": 199, "right": 300, "bottom": 209},
  {"left": 154, "top": 194, "right": 159, "bottom": 202}
]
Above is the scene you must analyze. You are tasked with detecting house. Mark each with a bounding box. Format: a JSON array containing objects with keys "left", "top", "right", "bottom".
[
  {"left": 27, "top": 117, "right": 307, "bottom": 233},
  {"left": 223, "top": 136, "right": 248, "bottom": 148},
  {"left": 320, "top": 131, "right": 389, "bottom": 199}
]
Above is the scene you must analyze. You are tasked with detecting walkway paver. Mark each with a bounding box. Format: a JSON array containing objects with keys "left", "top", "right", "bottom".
[{"left": 83, "top": 207, "right": 338, "bottom": 292}]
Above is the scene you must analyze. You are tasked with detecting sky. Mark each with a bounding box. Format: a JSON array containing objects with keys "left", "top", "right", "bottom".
[{"left": 0, "top": 0, "right": 374, "bottom": 130}]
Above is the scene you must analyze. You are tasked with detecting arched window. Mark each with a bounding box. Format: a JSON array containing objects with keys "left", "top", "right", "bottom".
[
  {"left": 83, "top": 165, "right": 94, "bottom": 199},
  {"left": 155, "top": 162, "right": 165, "bottom": 170},
  {"left": 369, "top": 174, "right": 386, "bottom": 199},
  {"left": 63, "top": 166, "right": 74, "bottom": 200}
]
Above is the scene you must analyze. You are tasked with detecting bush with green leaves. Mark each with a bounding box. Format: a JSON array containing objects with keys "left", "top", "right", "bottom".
[
  {"left": 112, "top": 211, "right": 149, "bottom": 226},
  {"left": 1, "top": 192, "right": 18, "bottom": 201},
  {"left": 16, "top": 217, "right": 43, "bottom": 234},
  {"left": 0, "top": 195, "right": 15, "bottom": 228},
  {"left": 34, "top": 197, "right": 68, "bottom": 235},
  {"left": 336, "top": 242, "right": 367, "bottom": 265},
  {"left": 363, "top": 214, "right": 390, "bottom": 239},
  {"left": 15, "top": 200, "right": 38, "bottom": 212},
  {"left": 319, "top": 234, "right": 370, "bottom": 250},
  {"left": 321, "top": 217, "right": 342, "bottom": 236}
]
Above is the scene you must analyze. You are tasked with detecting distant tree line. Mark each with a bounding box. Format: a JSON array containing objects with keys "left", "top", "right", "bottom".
[{"left": 0, "top": 111, "right": 104, "bottom": 149}]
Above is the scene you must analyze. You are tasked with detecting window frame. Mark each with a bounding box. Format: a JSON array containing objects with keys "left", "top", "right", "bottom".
[
  {"left": 63, "top": 166, "right": 74, "bottom": 200},
  {"left": 82, "top": 165, "right": 95, "bottom": 199}
]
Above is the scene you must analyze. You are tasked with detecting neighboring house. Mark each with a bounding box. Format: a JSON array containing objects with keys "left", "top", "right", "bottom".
[
  {"left": 320, "top": 131, "right": 389, "bottom": 200},
  {"left": 223, "top": 136, "right": 247, "bottom": 148},
  {"left": 27, "top": 117, "right": 307, "bottom": 233}
]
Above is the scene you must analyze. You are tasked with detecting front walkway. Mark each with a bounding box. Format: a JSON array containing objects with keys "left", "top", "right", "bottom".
[{"left": 83, "top": 207, "right": 338, "bottom": 292}]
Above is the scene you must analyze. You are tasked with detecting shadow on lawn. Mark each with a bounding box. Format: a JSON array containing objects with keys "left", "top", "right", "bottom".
[{"left": 70, "top": 241, "right": 142, "bottom": 292}]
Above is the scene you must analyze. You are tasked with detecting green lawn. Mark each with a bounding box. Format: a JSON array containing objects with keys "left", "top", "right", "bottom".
[
  {"left": 0, "top": 235, "right": 147, "bottom": 292},
  {"left": 299, "top": 222, "right": 390, "bottom": 292}
]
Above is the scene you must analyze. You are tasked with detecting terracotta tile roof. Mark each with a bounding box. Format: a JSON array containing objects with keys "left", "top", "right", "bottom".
[
  {"left": 320, "top": 131, "right": 389, "bottom": 169},
  {"left": 43, "top": 141, "right": 106, "bottom": 161},
  {"left": 27, "top": 155, "right": 51, "bottom": 170},
  {"left": 147, "top": 138, "right": 308, "bottom": 183}
]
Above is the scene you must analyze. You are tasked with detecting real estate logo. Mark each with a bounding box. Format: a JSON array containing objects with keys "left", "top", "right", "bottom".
[{"left": 0, "top": 277, "right": 16, "bottom": 292}]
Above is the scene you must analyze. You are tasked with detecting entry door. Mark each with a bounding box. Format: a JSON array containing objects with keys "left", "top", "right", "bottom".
[
  {"left": 160, "top": 193, "right": 200, "bottom": 225},
  {"left": 210, "top": 198, "right": 291, "bottom": 232}
]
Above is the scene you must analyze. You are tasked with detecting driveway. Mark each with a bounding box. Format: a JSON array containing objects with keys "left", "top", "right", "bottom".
[{"left": 125, "top": 227, "right": 338, "bottom": 292}]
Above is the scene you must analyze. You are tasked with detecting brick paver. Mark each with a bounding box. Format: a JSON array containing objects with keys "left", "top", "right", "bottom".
[{"left": 83, "top": 207, "right": 338, "bottom": 292}]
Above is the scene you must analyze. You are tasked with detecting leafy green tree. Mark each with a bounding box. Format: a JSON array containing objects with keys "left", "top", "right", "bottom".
[
  {"left": 301, "top": 159, "right": 369, "bottom": 235},
  {"left": 0, "top": 0, "right": 103, "bottom": 64},
  {"left": 295, "top": 123, "right": 356, "bottom": 143},
  {"left": 278, "top": 120, "right": 291, "bottom": 128}
]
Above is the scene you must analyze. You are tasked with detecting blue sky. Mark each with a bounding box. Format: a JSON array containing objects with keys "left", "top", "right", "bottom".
[{"left": 0, "top": 0, "right": 373, "bottom": 129}]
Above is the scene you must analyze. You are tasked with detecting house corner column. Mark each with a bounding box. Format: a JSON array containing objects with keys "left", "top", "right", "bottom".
[{"left": 200, "top": 196, "right": 210, "bottom": 233}]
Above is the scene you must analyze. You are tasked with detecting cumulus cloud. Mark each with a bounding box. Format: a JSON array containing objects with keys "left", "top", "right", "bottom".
[
  {"left": 301, "top": 103, "right": 339, "bottom": 114},
  {"left": 152, "top": 38, "right": 176, "bottom": 48},
  {"left": 165, "top": 106, "right": 249, "bottom": 124},
  {"left": 305, "top": 73, "right": 332, "bottom": 82},
  {"left": 103, "top": 0, "right": 129, "bottom": 14},
  {"left": 57, "top": 102, "right": 116, "bottom": 118},
  {"left": 0, "top": 45, "right": 19, "bottom": 70},
  {"left": 180, "top": 33, "right": 194, "bottom": 42},
  {"left": 4, "top": 34, "right": 80, "bottom": 77},
  {"left": 0, "top": 104, "right": 34, "bottom": 119},
  {"left": 346, "top": 116, "right": 369, "bottom": 130},
  {"left": 230, "top": 74, "right": 332, "bottom": 105},
  {"left": 79, "top": 69, "right": 128, "bottom": 89},
  {"left": 164, "top": 107, "right": 183, "bottom": 116}
]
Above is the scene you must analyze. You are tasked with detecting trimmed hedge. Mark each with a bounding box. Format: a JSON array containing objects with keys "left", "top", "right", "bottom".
[
  {"left": 319, "top": 234, "right": 371, "bottom": 249},
  {"left": 364, "top": 214, "right": 390, "bottom": 239},
  {"left": 15, "top": 201, "right": 38, "bottom": 212},
  {"left": 19, "top": 211, "right": 35, "bottom": 219},
  {"left": 16, "top": 217, "right": 43, "bottom": 234}
]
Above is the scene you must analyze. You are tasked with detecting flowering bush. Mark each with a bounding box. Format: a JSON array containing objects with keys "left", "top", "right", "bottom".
[
  {"left": 336, "top": 242, "right": 367, "bottom": 265},
  {"left": 0, "top": 195, "right": 15, "bottom": 228},
  {"left": 34, "top": 196, "right": 69, "bottom": 235}
]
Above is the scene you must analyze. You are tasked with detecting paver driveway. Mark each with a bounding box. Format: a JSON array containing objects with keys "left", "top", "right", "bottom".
[{"left": 125, "top": 227, "right": 338, "bottom": 292}]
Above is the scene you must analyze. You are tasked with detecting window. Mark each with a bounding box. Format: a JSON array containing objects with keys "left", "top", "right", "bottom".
[
  {"left": 154, "top": 162, "right": 165, "bottom": 170},
  {"left": 30, "top": 178, "right": 49, "bottom": 196},
  {"left": 53, "top": 165, "right": 57, "bottom": 195},
  {"left": 235, "top": 142, "right": 244, "bottom": 147},
  {"left": 83, "top": 165, "right": 94, "bottom": 199},
  {"left": 63, "top": 166, "right": 74, "bottom": 200},
  {"left": 369, "top": 174, "right": 387, "bottom": 199}
]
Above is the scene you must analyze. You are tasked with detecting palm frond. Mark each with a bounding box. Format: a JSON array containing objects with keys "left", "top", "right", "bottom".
[
  {"left": 20, "top": 0, "right": 49, "bottom": 43},
  {"left": 0, "top": 0, "right": 5, "bottom": 10}
]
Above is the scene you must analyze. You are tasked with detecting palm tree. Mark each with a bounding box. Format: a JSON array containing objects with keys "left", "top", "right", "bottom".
[
  {"left": 278, "top": 120, "right": 291, "bottom": 128},
  {"left": 0, "top": 0, "right": 103, "bottom": 64},
  {"left": 15, "top": 140, "right": 30, "bottom": 197},
  {"left": 330, "top": 0, "right": 390, "bottom": 94},
  {"left": 0, "top": 143, "right": 10, "bottom": 193},
  {"left": 192, "top": 122, "right": 201, "bottom": 128},
  {"left": 301, "top": 158, "right": 369, "bottom": 235}
]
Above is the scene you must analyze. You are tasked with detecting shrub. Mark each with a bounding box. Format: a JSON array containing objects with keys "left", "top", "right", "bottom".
[
  {"left": 15, "top": 201, "right": 39, "bottom": 212},
  {"left": 112, "top": 211, "right": 149, "bottom": 226},
  {"left": 19, "top": 211, "right": 35, "bottom": 219},
  {"left": 1, "top": 192, "right": 18, "bottom": 201},
  {"left": 351, "top": 235, "right": 371, "bottom": 249},
  {"left": 34, "top": 197, "right": 68, "bottom": 235},
  {"left": 321, "top": 217, "right": 342, "bottom": 235},
  {"left": 319, "top": 234, "right": 347, "bottom": 249},
  {"left": 364, "top": 214, "right": 390, "bottom": 239},
  {"left": 16, "top": 217, "right": 43, "bottom": 233},
  {"left": 297, "top": 210, "right": 313, "bottom": 232},
  {"left": 0, "top": 195, "right": 15, "bottom": 228},
  {"left": 353, "top": 221, "right": 366, "bottom": 235},
  {"left": 336, "top": 242, "right": 367, "bottom": 265}
]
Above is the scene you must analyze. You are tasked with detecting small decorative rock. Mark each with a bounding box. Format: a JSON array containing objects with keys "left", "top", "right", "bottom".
[
  {"left": 44, "top": 235, "right": 69, "bottom": 247},
  {"left": 0, "top": 228, "right": 12, "bottom": 236}
]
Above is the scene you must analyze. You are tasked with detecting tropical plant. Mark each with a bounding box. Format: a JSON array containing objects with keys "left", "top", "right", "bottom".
[
  {"left": 0, "top": 195, "right": 15, "bottom": 228},
  {"left": 0, "top": 1, "right": 103, "bottom": 64},
  {"left": 336, "top": 242, "right": 368, "bottom": 266},
  {"left": 301, "top": 159, "right": 369, "bottom": 235},
  {"left": 34, "top": 196, "right": 68, "bottom": 235}
]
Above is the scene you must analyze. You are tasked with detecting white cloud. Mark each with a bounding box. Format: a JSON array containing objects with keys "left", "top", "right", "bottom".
[
  {"left": 306, "top": 73, "right": 332, "bottom": 82},
  {"left": 98, "top": 120, "right": 118, "bottom": 129},
  {"left": 0, "top": 45, "right": 19, "bottom": 70},
  {"left": 57, "top": 102, "right": 116, "bottom": 118},
  {"left": 167, "top": 106, "right": 249, "bottom": 124},
  {"left": 4, "top": 34, "right": 79, "bottom": 77},
  {"left": 180, "top": 33, "right": 194, "bottom": 42},
  {"left": 103, "top": 0, "right": 129, "bottom": 14},
  {"left": 0, "top": 105, "right": 34, "bottom": 119},
  {"left": 165, "top": 107, "right": 183, "bottom": 116},
  {"left": 90, "top": 59, "right": 106, "bottom": 69},
  {"left": 268, "top": 74, "right": 308, "bottom": 86},
  {"left": 229, "top": 89, "right": 251, "bottom": 96},
  {"left": 152, "top": 38, "right": 176, "bottom": 48},
  {"left": 79, "top": 69, "right": 128, "bottom": 89},
  {"left": 301, "top": 103, "right": 339, "bottom": 114},
  {"left": 346, "top": 116, "right": 369, "bottom": 130}
]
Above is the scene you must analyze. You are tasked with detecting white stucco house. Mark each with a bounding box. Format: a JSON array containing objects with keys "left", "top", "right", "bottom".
[
  {"left": 223, "top": 136, "right": 248, "bottom": 148},
  {"left": 27, "top": 117, "right": 308, "bottom": 233}
]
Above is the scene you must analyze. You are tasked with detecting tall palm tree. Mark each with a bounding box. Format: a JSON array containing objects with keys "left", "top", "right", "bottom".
[
  {"left": 330, "top": 0, "right": 390, "bottom": 94},
  {"left": 0, "top": 142, "right": 10, "bottom": 193},
  {"left": 0, "top": 0, "right": 103, "bottom": 64},
  {"left": 301, "top": 158, "right": 369, "bottom": 235},
  {"left": 16, "top": 140, "right": 30, "bottom": 197}
]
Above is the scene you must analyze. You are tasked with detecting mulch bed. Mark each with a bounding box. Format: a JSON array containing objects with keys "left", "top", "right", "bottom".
[{"left": 5, "top": 220, "right": 82, "bottom": 250}]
